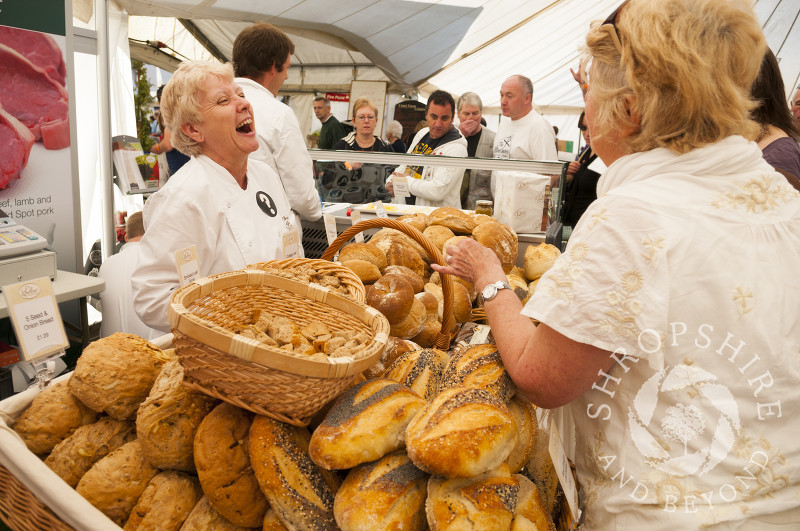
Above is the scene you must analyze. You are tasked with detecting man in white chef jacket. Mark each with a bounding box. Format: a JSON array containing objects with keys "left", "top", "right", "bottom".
[{"left": 232, "top": 23, "right": 322, "bottom": 226}]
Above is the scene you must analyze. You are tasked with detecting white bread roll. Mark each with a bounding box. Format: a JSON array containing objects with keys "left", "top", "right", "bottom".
[
  {"left": 440, "top": 344, "right": 516, "bottom": 403},
  {"left": 523, "top": 243, "right": 561, "bottom": 281},
  {"left": 334, "top": 451, "right": 428, "bottom": 531},
  {"left": 426, "top": 464, "right": 519, "bottom": 530},
  {"left": 405, "top": 387, "right": 518, "bottom": 478},
  {"left": 309, "top": 379, "right": 426, "bottom": 470},
  {"left": 249, "top": 416, "right": 340, "bottom": 531},
  {"left": 383, "top": 348, "right": 450, "bottom": 400}
]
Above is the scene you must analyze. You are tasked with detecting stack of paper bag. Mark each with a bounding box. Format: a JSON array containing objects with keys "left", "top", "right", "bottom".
[{"left": 493, "top": 171, "right": 551, "bottom": 233}]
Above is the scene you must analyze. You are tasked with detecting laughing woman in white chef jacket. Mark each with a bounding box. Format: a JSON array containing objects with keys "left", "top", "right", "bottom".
[{"left": 132, "top": 61, "right": 301, "bottom": 333}]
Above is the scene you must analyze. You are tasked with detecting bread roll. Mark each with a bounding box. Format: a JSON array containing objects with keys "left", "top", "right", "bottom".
[
  {"left": 423, "top": 282, "right": 443, "bottom": 304},
  {"left": 389, "top": 296, "right": 426, "bottom": 339},
  {"left": 441, "top": 236, "right": 472, "bottom": 262},
  {"left": 473, "top": 221, "right": 518, "bottom": 274},
  {"left": 262, "top": 509, "right": 288, "bottom": 530},
  {"left": 405, "top": 387, "right": 518, "bottom": 478},
  {"left": 429, "top": 271, "right": 476, "bottom": 302},
  {"left": 69, "top": 333, "right": 169, "bottom": 419},
  {"left": 366, "top": 274, "right": 414, "bottom": 323},
  {"left": 471, "top": 213, "right": 495, "bottom": 226},
  {"left": 525, "top": 424, "right": 560, "bottom": 518},
  {"left": 334, "top": 451, "right": 428, "bottom": 531},
  {"left": 507, "top": 274, "right": 531, "bottom": 304},
  {"left": 76, "top": 440, "right": 159, "bottom": 526},
  {"left": 362, "top": 337, "right": 418, "bottom": 380},
  {"left": 180, "top": 497, "right": 254, "bottom": 531},
  {"left": 384, "top": 265, "right": 424, "bottom": 293},
  {"left": 383, "top": 348, "right": 449, "bottom": 400},
  {"left": 422, "top": 225, "right": 455, "bottom": 253},
  {"left": 411, "top": 318, "right": 441, "bottom": 348},
  {"left": 342, "top": 258, "right": 382, "bottom": 284},
  {"left": 505, "top": 395, "right": 538, "bottom": 473},
  {"left": 45, "top": 417, "right": 136, "bottom": 487},
  {"left": 339, "top": 242, "right": 387, "bottom": 272},
  {"left": 440, "top": 344, "right": 516, "bottom": 403},
  {"left": 426, "top": 464, "right": 519, "bottom": 530},
  {"left": 386, "top": 241, "right": 427, "bottom": 278},
  {"left": 512, "top": 474, "right": 554, "bottom": 531},
  {"left": 13, "top": 380, "right": 98, "bottom": 455},
  {"left": 523, "top": 243, "right": 561, "bottom": 281},
  {"left": 369, "top": 228, "right": 432, "bottom": 262},
  {"left": 428, "top": 207, "right": 476, "bottom": 234},
  {"left": 396, "top": 213, "right": 429, "bottom": 232},
  {"left": 309, "top": 378, "right": 426, "bottom": 469},
  {"left": 415, "top": 291, "right": 439, "bottom": 318},
  {"left": 447, "top": 281, "right": 473, "bottom": 324},
  {"left": 137, "top": 360, "right": 218, "bottom": 472},
  {"left": 510, "top": 265, "right": 526, "bottom": 279},
  {"left": 194, "top": 403, "right": 267, "bottom": 527},
  {"left": 249, "top": 416, "right": 340, "bottom": 530},
  {"left": 123, "top": 471, "right": 202, "bottom": 531}
]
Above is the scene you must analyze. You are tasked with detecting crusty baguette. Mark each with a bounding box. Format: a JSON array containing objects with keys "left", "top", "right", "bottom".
[
  {"left": 512, "top": 474, "right": 555, "bottom": 531},
  {"left": 383, "top": 348, "right": 449, "bottom": 400},
  {"left": 505, "top": 394, "right": 538, "bottom": 473},
  {"left": 440, "top": 344, "right": 515, "bottom": 402}
]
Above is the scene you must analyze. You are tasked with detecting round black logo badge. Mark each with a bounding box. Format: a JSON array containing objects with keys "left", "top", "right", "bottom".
[{"left": 256, "top": 191, "right": 277, "bottom": 217}]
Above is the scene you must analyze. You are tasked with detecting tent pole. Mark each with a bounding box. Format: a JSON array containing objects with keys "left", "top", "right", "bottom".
[{"left": 97, "top": 0, "right": 115, "bottom": 261}]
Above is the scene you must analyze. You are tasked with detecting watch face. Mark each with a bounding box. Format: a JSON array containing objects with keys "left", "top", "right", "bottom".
[{"left": 482, "top": 284, "right": 496, "bottom": 299}]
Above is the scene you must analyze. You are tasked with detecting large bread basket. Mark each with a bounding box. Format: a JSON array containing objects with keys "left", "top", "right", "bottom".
[
  {"left": 247, "top": 257, "right": 366, "bottom": 302},
  {"left": 321, "top": 217, "right": 458, "bottom": 350},
  {"left": 168, "top": 269, "right": 390, "bottom": 426}
]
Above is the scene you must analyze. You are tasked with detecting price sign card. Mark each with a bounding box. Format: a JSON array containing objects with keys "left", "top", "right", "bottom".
[
  {"left": 323, "top": 214, "right": 338, "bottom": 246},
  {"left": 392, "top": 175, "right": 410, "bottom": 198},
  {"left": 282, "top": 229, "right": 300, "bottom": 259},
  {"left": 174, "top": 245, "right": 200, "bottom": 287},
  {"left": 549, "top": 416, "right": 581, "bottom": 522},
  {"left": 375, "top": 201, "right": 389, "bottom": 219},
  {"left": 3, "top": 277, "right": 69, "bottom": 361},
  {"left": 350, "top": 210, "right": 365, "bottom": 243}
]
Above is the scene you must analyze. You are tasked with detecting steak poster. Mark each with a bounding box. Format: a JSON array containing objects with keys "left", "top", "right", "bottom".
[{"left": 0, "top": 0, "right": 78, "bottom": 272}]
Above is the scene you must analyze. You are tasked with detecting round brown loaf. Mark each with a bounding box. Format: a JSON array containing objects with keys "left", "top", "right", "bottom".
[
  {"left": 249, "top": 416, "right": 340, "bottom": 531},
  {"left": 441, "top": 235, "right": 472, "bottom": 263},
  {"left": 136, "top": 360, "right": 218, "bottom": 472},
  {"left": 383, "top": 265, "right": 424, "bottom": 293},
  {"left": 334, "top": 451, "right": 429, "bottom": 531},
  {"left": 415, "top": 291, "right": 439, "bottom": 318},
  {"left": 368, "top": 228, "right": 432, "bottom": 262},
  {"left": 396, "top": 213, "right": 429, "bottom": 232},
  {"left": 194, "top": 402, "right": 267, "bottom": 527},
  {"left": 422, "top": 225, "right": 455, "bottom": 253},
  {"left": 471, "top": 213, "right": 495, "bottom": 226},
  {"left": 383, "top": 348, "right": 450, "bottom": 400},
  {"left": 339, "top": 242, "right": 387, "bottom": 272},
  {"left": 309, "top": 379, "right": 426, "bottom": 470},
  {"left": 428, "top": 207, "right": 476, "bottom": 234},
  {"left": 366, "top": 274, "right": 414, "bottom": 323},
  {"left": 386, "top": 241, "right": 427, "bottom": 278},
  {"left": 440, "top": 344, "right": 516, "bottom": 402},
  {"left": 472, "top": 221, "right": 518, "bottom": 274},
  {"left": 505, "top": 395, "right": 538, "bottom": 473},
  {"left": 123, "top": 470, "right": 202, "bottom": 531},
  {"left": 342, "top": 258, "right": 382, "bottom": 284},
  {"left": 389, "top": 296, "right": 426, "bottom": 339},
  {"left": 449, "top": 281, "right": 473, "bottom": 324},
  {"left": 405, "top": 387, "right": 518, "bottom": 478},
  {"left": 411, "top": 318, "right": 441, "bottom": 348},
  {"left": 13, "top": 380, "right": 98, "bottom": 455},
  {"left": 181, "top": 497, "right": 252, "bottom": 531},
  {"left": 523, "top": 242, "right": 561, "bottom": 280}
]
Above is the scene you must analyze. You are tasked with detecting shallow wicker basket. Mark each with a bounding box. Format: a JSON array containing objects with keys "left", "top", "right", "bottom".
[
  {"left": 321, "top": 217, "right": 458, "bottom": 350},
  {"left": 167, "top": 269, "right": 390, "bottom": 426},
  {"left": 0, "top": 464, "right": 71, "bottom": 531},
  {"left": 247, "top": 257, "right": 366, "bottom": 302}
]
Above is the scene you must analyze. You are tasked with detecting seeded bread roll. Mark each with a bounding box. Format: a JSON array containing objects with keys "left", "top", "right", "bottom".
[
  {"left": 45, "top": 416, "right": 136, "bottom": 487},
  {"left": 334, "top": 451, "right": 429, "bottom": 531},
  {"left": 342, "top": 258, "right": 382, "bottom": 284},
  {"left": 428, "top": 207, "right": 476, "bottom": 234},
  {"left": 136, "top": 360, "right": 218, "bottom": 472},
  {"left": 405, "top": 387, "right": 518, "bottom": 478},
  {"left": 505, "top": 395, "right": 538, "bottom": 473},
  {"left": 440, "top": 344, "right": 516, "bottom": 403},
  {"left": 426, "top": 464, "right": 519, "bottom": 530},
  {"left": 339, "top": 242, "right": 387, "bottom": 272},
  {"left": 309, "top": 378, "right": 426, "bottom": 469},
  {"left": 76, "top": 440, "right": 159, "bottom": 526},
  {"left": 123, "top": 471, "right": 202, "bottom": 531},
  {"left": 194, "top": 403, "right": 267, "bottom": 528},
  {"left": 383, "top": 348, "right": 450, "bottom": 401},
  {"left": 512, "top": 474, "right": 554, "bottom": 531},
  {"left": 422, "top": 225, "right": 455, "bottom": 253},
  {"left": 383, "top": 265, "right": 424, "bottom": 293},
  {"left": 13, "top": 379, "right": 98, "bottom": 455},
  {"left": 249, "top": 416, "right": 340, "bottom": 531},
  {"left": 69, "top": 333, "right": 169, "bottom": 420},
  {"left": 180, "top": 497, "right": 254, "bottom": 531},
  {"left": 389, "top": 296, "right": 427, "bottom": 340}
]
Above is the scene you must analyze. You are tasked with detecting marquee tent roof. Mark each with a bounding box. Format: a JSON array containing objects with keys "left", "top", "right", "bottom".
[{"left": 116, "top": 0, "right": 800, "bottom": 113}]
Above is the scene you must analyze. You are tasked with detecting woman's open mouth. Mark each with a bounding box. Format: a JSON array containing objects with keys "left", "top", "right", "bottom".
[{"left": 236, "top": 118, "right": 253, "bottom": 134}]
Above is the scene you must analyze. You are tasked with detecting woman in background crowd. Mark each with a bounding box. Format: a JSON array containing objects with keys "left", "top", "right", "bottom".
[{"left": 385, "top": 119, "right": 406, "bottom": 153}]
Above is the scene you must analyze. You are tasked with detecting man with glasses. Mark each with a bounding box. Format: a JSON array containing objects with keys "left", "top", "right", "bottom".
[{"left": 387, "top": 90, "right": 467, "bottom": 208}]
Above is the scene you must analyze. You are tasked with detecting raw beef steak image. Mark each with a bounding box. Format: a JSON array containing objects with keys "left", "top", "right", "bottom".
[
  {"left": 0, "top": 42, "right": 70, "bottom": 149},
  {"left": 0, "top": 103, "right": 35, "bottom": 188},
  {"left": 0, "top": 25, "right": 66, "bottom": 85}
]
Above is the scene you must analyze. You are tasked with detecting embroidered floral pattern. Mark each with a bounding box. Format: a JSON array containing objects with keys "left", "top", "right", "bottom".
[
  {"left": 545, "top": 242, "right": 588, "bottom": 303},
  {"left": 733, "top": 286, "right": 754, "bottom": 319},
  {"left": 711, "top": 176, "right": 793, "bottom": 213},
  {"left": 600, "top": 270, "right": 644, "bottom": 338},
  {"left": 642, "top": 236, "right": 665, "bottom": 265}
]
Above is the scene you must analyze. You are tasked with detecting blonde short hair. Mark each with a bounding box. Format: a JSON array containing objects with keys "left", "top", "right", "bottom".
[
  {"left": 160, "top": 61, "right": 235, "bottom": 157},
  {"left": 351, "top": 98, "right": 378, "bottom": 121},
  {"left": 585, "top": 0, "right": 764, "bottom": 154}
]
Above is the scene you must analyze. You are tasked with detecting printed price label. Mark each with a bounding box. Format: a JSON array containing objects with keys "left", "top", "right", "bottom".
[
  {"left": 3, "top": 277, "right": 69, "bottom": 361},
  {"left": 282, "top": 229, "right": 300, "bottom": 259},
  {"left": 324, "top": 214, "right": 338, "bottom": 246},
  {"left": 350, "top": 210, "right": 365, "bottom": 243},
  {"left": 469, "top": 324, "right": 492, "bottom": 345},
  {"left": 174, "top": 245, "right": 200, "bottom": 287},
  {"left": 549, "top": 416, "right": 581, "bottom": 522},
  {"left": 392, "top": 175, "right": 410, "bottom": 198},
  {"left": 375, "top": 201, "right": 389, "bottom": 219}
]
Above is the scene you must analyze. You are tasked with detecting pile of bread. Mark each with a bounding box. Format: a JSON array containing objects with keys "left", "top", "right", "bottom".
[
  {"left": 247, "top": 261, "right": 359, "bottom": 299},
  {"left": 11, "top": 332, "right": 565, "bottom": 530},
  {"left": 337, "top": 207, "right": 521, "bottom": 346}
]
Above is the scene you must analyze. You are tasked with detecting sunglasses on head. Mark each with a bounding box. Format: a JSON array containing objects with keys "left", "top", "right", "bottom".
[{"left": 601, "top": 0, "right": 631, "bottom": 54}]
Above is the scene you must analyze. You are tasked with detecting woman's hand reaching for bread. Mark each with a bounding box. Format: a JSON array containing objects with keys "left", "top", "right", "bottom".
[{"left": 432, "top": 238, "right": 505, "bottom": 291}]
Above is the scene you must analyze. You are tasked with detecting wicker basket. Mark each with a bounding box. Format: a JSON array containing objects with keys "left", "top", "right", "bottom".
[
  {"left": 247, "top": 257, "right": 366, "bottom": 302},
  {"left": 321, "top": 217, "right": 458, "bottom": 350},
  {"left": 0, "top": 464, "right": 72, "bottom": 531},
  {"left": 168, "top": 270, "right": 390, "bottom": 426}
]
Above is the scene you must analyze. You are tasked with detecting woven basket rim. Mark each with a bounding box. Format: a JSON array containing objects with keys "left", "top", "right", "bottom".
[
  {"left": 247, "top": 257, "right": 366, "bottom": 302},
  {"left": 167, "top": 269, "right": 389, "bottom": 378}
]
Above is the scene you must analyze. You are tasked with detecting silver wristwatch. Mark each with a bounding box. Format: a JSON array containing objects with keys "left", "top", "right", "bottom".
[{"left": 480, "top": 280, "right": 511, "bottom": 303}]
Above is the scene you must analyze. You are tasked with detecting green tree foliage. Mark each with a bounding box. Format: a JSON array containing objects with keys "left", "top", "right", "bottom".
[{"left": 132, "top": 59, "right": 154, "bottom": 151}]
